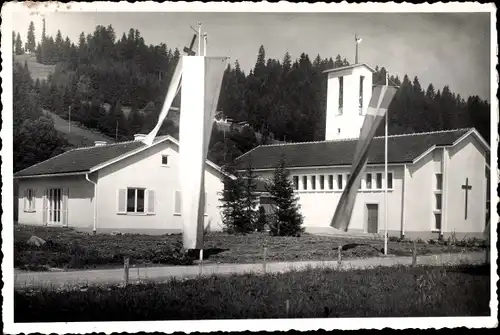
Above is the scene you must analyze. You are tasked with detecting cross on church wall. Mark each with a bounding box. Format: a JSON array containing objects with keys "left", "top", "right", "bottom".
[{"left": 461, "top": 177, "right": 472, "bottom": 220}]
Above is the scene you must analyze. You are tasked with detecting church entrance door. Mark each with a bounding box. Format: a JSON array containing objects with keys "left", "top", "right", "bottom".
[{"left": 366, "top": 204, "right": 379, "bottom": 233}]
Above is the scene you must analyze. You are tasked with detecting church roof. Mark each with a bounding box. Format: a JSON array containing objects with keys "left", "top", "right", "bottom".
[
  {"left": 323, "top": 63, "right": 376, "bottom": 74},
  {"left": 234, "top": 128, "right": 477, "bottom": 171},
  {"left": 14, "top": 135, "right": 226, "bottom": 178}
]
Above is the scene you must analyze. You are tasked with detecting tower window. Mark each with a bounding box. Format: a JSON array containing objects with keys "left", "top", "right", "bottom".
[
  {"left": 359, "top": 75, "right": 365, "bottom": 113},
  {"left": 338, "top": 76, "right": 344, "bottom": 109}
]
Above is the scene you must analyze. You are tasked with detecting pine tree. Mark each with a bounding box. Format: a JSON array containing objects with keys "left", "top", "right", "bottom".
[
  {"left": 254, "top": 45, "right": 266, "bottom": 78},
  {"left": 27, "top": 21, "right": 36, "bottom": 53},
  {"left": 219, "top": 164, "right": 247, "bottom": 234},
  {"left": 42, "top": 18, "right": 46, "bottom": 41},
  {"left": 241, "top": 162, "right": 259, "bottom": 232},
  {"left": 15, "top": 32, "right": 24, "bottom": 55},
  {"left": 282, "top": 51, "right": 292, "bottom": 74},
  {"left": 256, "top": 205, "right": 268, "bottom": 232},
  {"left": 266, "top": 158, "right": 304, "bottom": 236}
]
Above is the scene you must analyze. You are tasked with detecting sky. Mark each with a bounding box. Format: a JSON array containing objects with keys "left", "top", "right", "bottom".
[{"left": 11, "top": 11, "right": 491, "bottom": 101}]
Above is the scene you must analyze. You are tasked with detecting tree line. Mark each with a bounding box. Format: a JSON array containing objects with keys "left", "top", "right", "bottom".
[
  {"left": 14, "top": 21, "right": 491, "bottom": 171},
  {"left": 13, "top": 61, "right": 69, "bottom": 172}
]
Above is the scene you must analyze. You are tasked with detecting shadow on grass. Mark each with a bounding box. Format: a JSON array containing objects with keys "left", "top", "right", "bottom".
[
  {"left": 186, "top": 248, "right": 230, "bottom": 260},
  {"left": 342, "top": 243, "right": 383, "bottom": 254},
  {"left": 446, "top": 264, "right": 490, "bottom": 276}
]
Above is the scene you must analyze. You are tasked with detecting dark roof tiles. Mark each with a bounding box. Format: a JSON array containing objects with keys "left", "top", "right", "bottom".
[
  {"left": 235, "top": 129, "right": 471, "bottom": 170},
  {"left": 14, "top": 136, "right": 169, "bottom": 177}
]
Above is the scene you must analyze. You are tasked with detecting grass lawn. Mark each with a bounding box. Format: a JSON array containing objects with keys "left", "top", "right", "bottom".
[
  {"left": 43, "top": 110, "right": 116, "bottom": 148},
  {"left": 14, "top": 224, "right": 487, "bottom": 271},
  {"left": 14, "top": 264, "right": 490, "bottom": 321},
  {"left": 14, "top": 54, "right": 55, "bottom": 81}
]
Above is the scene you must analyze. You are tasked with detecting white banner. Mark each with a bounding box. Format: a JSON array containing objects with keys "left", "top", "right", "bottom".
[
  {"left": 179, "top": 56, "right": 228, "bottom": 249},
  {"left": 142, "top": 58, "right": 183, "bottom": 146}
]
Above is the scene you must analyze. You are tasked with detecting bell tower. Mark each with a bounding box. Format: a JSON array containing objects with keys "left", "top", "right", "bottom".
[{"left": 323, "top": 63, "right": 375, "bottom": 140}]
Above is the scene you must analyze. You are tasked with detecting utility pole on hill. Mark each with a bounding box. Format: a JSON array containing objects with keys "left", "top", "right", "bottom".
[
  {"left": 116, "top": 120, "right": 118, "bottom": 141},
  {"left": 68, "top": 105, "right": 71, "bottom": 133}
]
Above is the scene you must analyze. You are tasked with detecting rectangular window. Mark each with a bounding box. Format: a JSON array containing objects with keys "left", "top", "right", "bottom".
[
  {"left": 293, "top": 176, "right": 299, "bottom": 190},
  {"left": 366, "top": 173, "right": 372, "bottom": 189},
  {"left": 339, "top": 76, "right": 344, "bottom": 109},
  {"left": 328, "top": 175, "right": 334, "bottom": 190},
  {"left": 319, "top": 175, "right": 325, "bottom": 190},
  {"left": 24, "top": 188, "right": 35, "bottom": 212},
  {"left": 388, "top": 172, "right": 393, "bottom": 189},
  {"left": 337, "top": 174, "right": 343, "bottom": 190},
  {"left": 303, "top": 176, "right": 308, "bottom": 190},
  {"left": 311, "top": 176, "right": 316, "bottom": 190},
  {"left": 127, "top": 188, "right": 145, "bottom": 213},
  {"left": 161, "top": 155, "right": 169, "bottom": 166},
  {"left": 376, "top": 173, "right": 383, "bottom": 189},
  {"left": 435, "top": 173, "right": 443, "bottom": 190},
  {"left": 435, "top": 193, "right": 442, "bottom": 210},
  {"left": 174, "top": 191, "right": 182, "bottom": 215},
  {"left": 434, "top": 213, "right": 442, "bottom": 230}
]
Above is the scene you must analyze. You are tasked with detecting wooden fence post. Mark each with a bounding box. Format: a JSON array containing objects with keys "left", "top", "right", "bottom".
[
  {"left": 338, "top": 245, "right": 342, "bottom": 267},
  {"left": 412, "top": 240, "right": 417, "bottom": 267},
  {"left": 286, "top": 299, "right": 290, "bottom": 318},
  {"left": 263, "top": 247, "right": 267, "bottom": 273},
  {"left": 124, "top": 257, "right": 130, "bottom": 286}
]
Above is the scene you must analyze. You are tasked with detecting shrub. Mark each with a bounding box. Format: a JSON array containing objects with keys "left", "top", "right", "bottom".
[{"left": 388, "top": 236, "right": 401, "bottom": 242}]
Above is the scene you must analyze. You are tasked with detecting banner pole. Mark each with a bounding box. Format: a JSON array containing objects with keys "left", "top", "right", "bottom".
[
  {"left": 384, "top": 72, "right": 389, "bottom": 256},
  {"left": 198, "top": 23, "right": 202, "bottom": 56}
]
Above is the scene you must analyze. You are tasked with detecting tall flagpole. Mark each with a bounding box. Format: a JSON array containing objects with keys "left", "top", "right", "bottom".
[
  {"left": 203, "top": 32, "right": 207, "bottom": 57},
  {"left": 198, "top": 23, "right": 202, "bottom": 55},
  {"left": 384, "top": 72, "right": 389, "bottom": 256}
]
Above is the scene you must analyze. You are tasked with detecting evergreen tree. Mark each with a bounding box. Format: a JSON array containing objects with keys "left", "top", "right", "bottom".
[
  {"left": 27, "top": 21, "right": 36, "bottom": 53},
  {"left": 254, "top": 45, "right": 266, "bottom": 78},
  {"left": 241, "top": 162, "right": 259, "bottom": 232},
  {"left": 15, "top": 32, "right": 24, "bottom": 55},
  {"left": 42, "top": 18, "right": 46, "bottom": 41},
  {"left": 265, "top": 158, "right": 304, "bottom": 236},
  {"left": 219, "top": 164, "right": 247, "bottom": 234},
  {"left": 256, "top": 205, "right": 268, "bottom": 232},
  {"left": 282, "top": 51, "right": 292, "bottom": 74}
]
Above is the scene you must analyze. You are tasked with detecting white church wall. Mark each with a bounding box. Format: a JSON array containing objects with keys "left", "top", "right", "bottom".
[
  {"left": 404, "top": 137, "right": 488, "bottom": 240},
  {"left": 405, "top": 151, "right": 436, "bottom": 236},
  {"left": 96, "top": 140, "right": 224, "bottom": 235},
  {"left": 254, "top": 165, "right": 404, "bottom": 234},
  {"left": 444, "top": 135, "right": 488, "bottom": 238}
]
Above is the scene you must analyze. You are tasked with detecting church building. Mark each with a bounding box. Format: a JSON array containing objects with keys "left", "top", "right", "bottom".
[{"left": 235, "top": 63, "right": 490, "bottom": 240}]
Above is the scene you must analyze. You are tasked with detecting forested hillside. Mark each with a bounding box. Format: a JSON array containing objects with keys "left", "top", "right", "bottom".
[{"left": 12, "top": 21, "right": 490, "bottom": 171}]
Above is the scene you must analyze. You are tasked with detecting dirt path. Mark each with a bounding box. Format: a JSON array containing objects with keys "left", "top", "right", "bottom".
[{"left": 14, "top": 251, "right": 487, "bottom": 289}]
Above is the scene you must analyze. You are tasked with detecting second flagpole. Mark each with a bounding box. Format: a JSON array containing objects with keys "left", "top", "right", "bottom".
[{"left": 384, "top": 72, "right": 389, "bottom": 256}]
